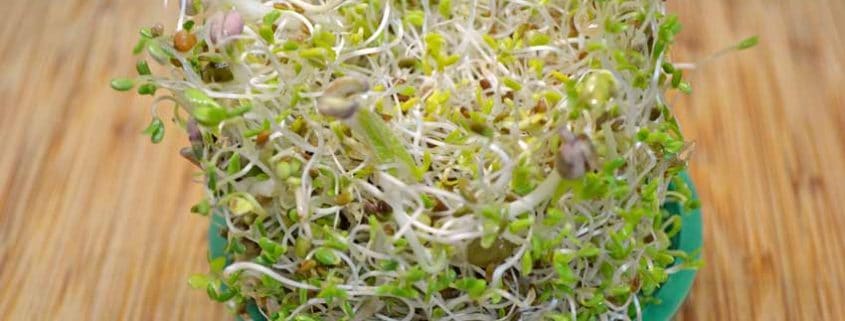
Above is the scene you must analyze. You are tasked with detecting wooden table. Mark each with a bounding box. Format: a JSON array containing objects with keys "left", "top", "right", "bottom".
[{"left": 1, "top": 0, "right": 843, "bottom": 320}]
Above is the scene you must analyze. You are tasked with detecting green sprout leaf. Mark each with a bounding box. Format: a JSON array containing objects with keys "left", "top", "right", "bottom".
[
  {"left": 737, "top": 36, "right": 759, "bottom": 50},
  {"left": 190, "top": 199, "right": 210, "bottom": 216},
  {"left": 183, "top": 20, "right": 195, "bottom": 31},
  {"left": 263, "top": 10, "right": 282, "bottom": 25},
  {"left": 110, "top": 78, "right": 134, "bottom": 91},
  {"left": 227, "top": 153, "right": 241, "bottom": 175},
  {"left": 142, "top": 117, "right": 165, "bottom": 143},
  {"left": 318, "top": 283, "right": 348, "bottom": 304},
  {"left": 258, "top": 237, "right": 286, "bottom": 265},
  {"left": 454, "top": 277, "right": 487, "bottom": 299},
  {"left": 188, "top": 274, "right": 211, "bottom": 289},
  {"left": 146, "top": 39, "right": 170, "bottom": 64},
  {"left": 405, "top": 10, "right": 425, "bottom": 27},
  {"left": 313, "top": 247, "right": 340, "bottom": 266},
  {"left": 137, "top": 83, "right": 157, "bottom": 96},
  {"left": 438, "top": 0, "right": 452, "bottom": 18},
  {"left": 136, "top": 60, "right": 151, "bottom": 75},
  {"left": 353, "top": 108, "right": 419, "bottom": 180}
]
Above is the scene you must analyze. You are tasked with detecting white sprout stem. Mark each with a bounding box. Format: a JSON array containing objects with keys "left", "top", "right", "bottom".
[
  {"left": 507, "top": 172, "right": 562, "bottom": 217},
  {"left": 224, "top": 262, "right": 318, "bottom": 290}
]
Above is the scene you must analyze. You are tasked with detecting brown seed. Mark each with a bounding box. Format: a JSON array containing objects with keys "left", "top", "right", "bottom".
[
  {"left": 533, "top": 99, "right": 548, "bottom": 113},
  {"left": 649, "top": 106, "right": 662, "bottom": 121},
  {"left": 503, "top": 91, "right": 514, "bottom": 101},
  {"left": 578, "top": 51, "right": 588, "bottom": 60},
  {"left": 151, "top": 23, "right": 164, "bottom": 37},
  {"left": 364, "top": 200, "right": 392, "bottom": 215},
  {"left": 255, "top": 130, "right": 270, "bottom": 145},
  {"left": 439, "top": 287, "right": 461, "bottom": 299},
  {"left": 173, "top": 30, "right": 197, "bottom": 52},
  {"left": 432, "top": 198, "right": 449, "bottom": 212},
  {"left": 297, "top": 259, "right": 317, "bottom": 274},
  {"left": 479, "top": 78, "right": 492, "bottom": 91},
  {"left": 382, "top": 224, "right": 395, "bottom": 236},
  {"left": 179, "top": 147, "right": 200, "bottom": 167},
  {"left": 459, "top": 107, "right": 471, "bottom": 118},
  {"left": 334, "top": 192, "right": 353, "bottom": 206},
  {"left": 469, "top": 121, "right": 491, "bottom": 137},
  {"left": 398, "top": 57, "right": 417, "bottom": 69}
]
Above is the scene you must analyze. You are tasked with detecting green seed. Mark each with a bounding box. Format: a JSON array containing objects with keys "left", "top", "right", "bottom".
[
  {"left": 110, "top": 78, "right": 134, "bottom": 91},
  {"left": 313, "top": 247, "right": 340, "bottom": 266}
]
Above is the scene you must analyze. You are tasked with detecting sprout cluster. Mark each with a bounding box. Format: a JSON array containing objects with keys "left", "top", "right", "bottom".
[{"left": 113, "top": 0, "right": 702, "bottom": 320}]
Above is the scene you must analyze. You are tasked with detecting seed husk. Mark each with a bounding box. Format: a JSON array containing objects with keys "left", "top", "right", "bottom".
[
  {"left": 555, "top": 130, "right": 597, "bottom": 179},
  {"left": 467, "top": 237, "right": 517, "bottom": 267},
  {"left": 202, "top": 62, "right": 234, "bottom": 83},
  {"left": 317, "top": 77, "right": 370, "bottom": 119},
  {"left": 151, "top": 23, "right": 164, "bottom": 37}
]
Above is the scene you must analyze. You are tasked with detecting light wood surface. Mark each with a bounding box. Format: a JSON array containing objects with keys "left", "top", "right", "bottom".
[{"left": 1, "top": 0, "right": 843, "bottom": 320}]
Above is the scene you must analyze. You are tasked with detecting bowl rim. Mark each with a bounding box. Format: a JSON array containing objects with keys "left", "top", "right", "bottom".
[{"left": 208, "top": 171, "right": 702, "bottom": 321}]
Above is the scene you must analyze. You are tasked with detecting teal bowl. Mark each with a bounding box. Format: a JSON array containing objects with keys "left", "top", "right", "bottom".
[{"left": 209, "top": 172, "right": 702, "bottom": 321}]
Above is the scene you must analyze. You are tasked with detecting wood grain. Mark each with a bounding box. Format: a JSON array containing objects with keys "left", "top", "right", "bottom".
[{"left": 0, "top": 0, "right": 843, "bottom": 320}]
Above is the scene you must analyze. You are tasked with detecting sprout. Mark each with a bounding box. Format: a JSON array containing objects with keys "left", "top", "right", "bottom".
[{"left": 115, "top": 1, "right": 702, "bottom": 320}]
